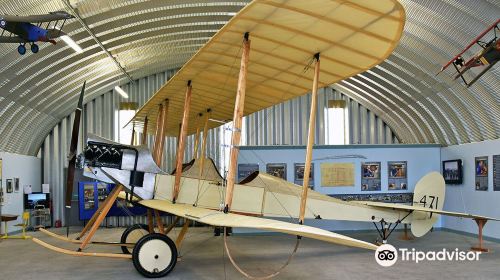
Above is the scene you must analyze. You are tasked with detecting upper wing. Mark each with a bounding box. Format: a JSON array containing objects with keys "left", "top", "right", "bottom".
[
  {"left": 0, "top": 11, "right": 74, "bottom": 23},
  {"left": 0, "top": 36, "right": 27, "bottom": 43},
  {"left": 140, "top": 199, "right": 377, "bottom": 251},
  {"left": 128, "top": 0, "right": 405, "bottom": 136},
  {"left": 353, "top": 201, "right": 500, "bottom": 221}
]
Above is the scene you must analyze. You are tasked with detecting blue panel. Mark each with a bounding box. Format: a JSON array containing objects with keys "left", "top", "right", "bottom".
[{"left": 78, "top": 182, "right": 148, "bottom": 220}]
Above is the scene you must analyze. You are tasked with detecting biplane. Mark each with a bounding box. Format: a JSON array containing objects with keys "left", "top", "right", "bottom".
[
  {"left": 31, "top": 1, "right": 499, "bottom": 279},
  {"left": 438, "top": 19, "right": 500, "bottom": 87},
  {"left": 0, "top": 10, "right": 74, "bottom": 54}
]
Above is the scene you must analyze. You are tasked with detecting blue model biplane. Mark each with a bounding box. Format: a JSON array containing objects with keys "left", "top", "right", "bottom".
[{"left": 0, "top": 11, "right": 74, "bottom": 55}]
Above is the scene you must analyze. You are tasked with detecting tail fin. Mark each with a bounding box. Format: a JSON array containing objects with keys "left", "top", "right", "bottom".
[{"left": 411, "top": 172, "right": 445, "bottom": 237}]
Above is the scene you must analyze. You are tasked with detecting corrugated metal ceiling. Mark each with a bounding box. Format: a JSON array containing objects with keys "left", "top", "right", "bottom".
[{"left": 0, "top": 0, "right": 498, "bottom": 155}]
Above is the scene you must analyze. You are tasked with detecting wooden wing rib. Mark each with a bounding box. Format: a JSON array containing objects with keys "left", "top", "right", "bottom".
[
  {"left": 139, "top": 199, "right": 378, "bottom": 251},
  {"left": 353, "top": 201, "right": 500, "bottom": 221},
  {"left": 128, "top": 0, "right": 405, "bottom": 136}
]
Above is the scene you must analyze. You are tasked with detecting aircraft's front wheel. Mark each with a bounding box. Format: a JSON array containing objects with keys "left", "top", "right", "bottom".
[
  {"left": 121, "top": 223, "right": 149, "bottom": 254},
  {"left": 132, "top": 233, "right": 177, "bottom": 278},
  {"left": 17, "top": 44, "right": 26, "bottom": 55},
  {"left": 31, "top": 43, "right": 39, "bottom": 53}
]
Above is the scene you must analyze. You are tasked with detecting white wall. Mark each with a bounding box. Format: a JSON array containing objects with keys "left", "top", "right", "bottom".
[
  {"left": 441, "top": 139, "right": 500, "bottom": 239},
  {"left": 238, "top": 144, "right": 441, "bottom": 231},
  {"left": 0, "top": 152, "right": 41, "bottom": 234}
]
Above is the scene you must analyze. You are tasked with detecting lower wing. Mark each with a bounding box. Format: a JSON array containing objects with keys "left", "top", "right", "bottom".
[{"left": 139, "top": 199, "right": 378, "bottom": 251}]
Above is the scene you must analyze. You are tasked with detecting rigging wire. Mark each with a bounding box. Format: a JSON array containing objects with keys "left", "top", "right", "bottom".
[{"left": 223, "top": 227, "right": 300, "bottom": 280}]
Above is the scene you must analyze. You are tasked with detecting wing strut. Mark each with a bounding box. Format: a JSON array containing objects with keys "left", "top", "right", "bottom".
[
  {"left": 298, "top": 53, "right": 320, "bottom": 224},
  {"left": 151, "top": 100, "right": 169, "bottom": 233},
  {"left": 193, "top": 113, "right": 203, "bottom": 159},
  {"left": 224, "top": 32, "right": 250, "bottom": 213},
  {"left": 173, "top": 81, "right": 193, "bottom": 203}
]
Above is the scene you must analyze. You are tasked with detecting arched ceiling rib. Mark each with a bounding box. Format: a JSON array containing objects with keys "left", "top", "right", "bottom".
[{"left": 0, "top": 0, "right": 498, "bottom": 155}]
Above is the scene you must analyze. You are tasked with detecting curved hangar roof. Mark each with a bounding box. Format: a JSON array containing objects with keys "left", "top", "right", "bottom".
[{"left": 0, "top": 0, "right": 498, "bottom": 155}]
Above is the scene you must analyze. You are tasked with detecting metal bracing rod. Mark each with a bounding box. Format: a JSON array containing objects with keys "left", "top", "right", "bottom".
[{"left": 62, "top": 0, "right": 134, "bottom": 83}]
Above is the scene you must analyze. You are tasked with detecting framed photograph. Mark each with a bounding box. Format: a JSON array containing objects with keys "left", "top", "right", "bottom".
[
  {"left": 266, "top": 163, "right": 287, "bottom": 180},
  {"left": 442, "top": 159, "right": 463, "bottom": 184},
  {"left": 388, "top": 161, "right": 407, "bottom": 191},
  {"left": 475, "top": 156, "right": 488, "bottom": 191},
  {"left": 0, "top": 180, "right": 3, "bottom": 204},
  {"left": 361, "top": 162, "right": 381, "bottom": 191},
  {"left": 362, "top": 162, "right": 380, "bottom": 178},
  {"left": 6, "top": 179, "right": 13, "bottom": 193},
  {"left": 475, "top": 157, "right": 488, "bottom": 176},
  {"left": 14, "top": 177, "right": 19, "bottom": 192},
  {"left": 494, "top": 155, "right": 500, "bottom": 191},
  {"left": 388, "top": 161, "right": 407, "bottom": 178},
  {"left": 294, "top": 163, "right": 314, "bottom": 188},
  {"left": 238, "top": 163, "right": 259, "bottom": 182}
]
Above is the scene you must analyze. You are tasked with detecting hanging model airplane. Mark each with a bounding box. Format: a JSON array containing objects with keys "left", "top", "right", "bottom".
[
  {"left": 0, "top": 10, "right": 74, "bottom": 54},
  {"left": 31, "top": 1, "right": 499, "bottom": 279},
  {"left": 438, "top": 19, "right": 500, "bottom": 87}
]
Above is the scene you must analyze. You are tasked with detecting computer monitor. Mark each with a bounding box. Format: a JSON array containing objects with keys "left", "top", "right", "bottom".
[
  {"left": 24, "top": 192, "right": 50, "bottom": 209},
  {"left": 442, "top": 159, "right": 463, "bottom": 185}
]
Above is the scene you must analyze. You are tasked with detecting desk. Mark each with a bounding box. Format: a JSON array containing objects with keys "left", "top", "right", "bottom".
[
  {"left": 1, "top": 214, "right": 18, "bottom": 237},
  {"left": 1, "top": 214, "right": 18, "bottom": 222}
]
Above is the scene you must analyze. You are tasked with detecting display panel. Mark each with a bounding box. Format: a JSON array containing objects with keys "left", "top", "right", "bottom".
[
  {"left": 475, "top": 156, "right": 488, "bottom": 191},
  {"left": 294, "top": 163, "right": 314, "bottom": 188},
  {"left": 6, "top": 179, "right": 12, "bottom": 193},
  {"left": 494, "top": 155, "right": 500, "bottom": 191},
  {"left": 83, "top": 183, "right": 95, "bottom": 210},
  {"left": 361, "top": 162, "right": 381, "bottom": 191},
  {"left": 266, "top": 163, "right": 287, "bottom": 180},
  {"left": 14, "top": 177, "right": 19, "bottom": 192},
  {"left": 320, "top": 163, "right": 355, "bottom": 187},
  {"left": 388, "top": 161, "right": 407, "bottom": 190},
  {"left": 442, "top": 159, "right": 463, "bottom": 184}
]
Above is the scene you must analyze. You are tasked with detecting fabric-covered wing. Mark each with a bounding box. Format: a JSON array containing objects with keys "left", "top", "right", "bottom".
[
  {"left": 129, "top": 0, "right": 405, "bottom": 136},
  {"left": 139, "top": 199, "right": 378, "bottom": 251},
  {"left": 0, "top": 11, "right": 74, "bottom": 23},
  {"left": 0, "top": 36, "right": 27, "bottom": 43},
  {"left": 353, "top": 201, "right": 500, "bottom": 221}
]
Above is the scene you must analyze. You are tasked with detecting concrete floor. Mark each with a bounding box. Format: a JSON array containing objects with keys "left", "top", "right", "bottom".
[{"left": 0, "top": 227, "right": 499, "bottom": 280}]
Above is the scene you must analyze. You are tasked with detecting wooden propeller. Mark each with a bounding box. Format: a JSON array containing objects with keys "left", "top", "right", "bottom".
[{"left": 64, "top": 81, "right": 86, "bottom": 234}]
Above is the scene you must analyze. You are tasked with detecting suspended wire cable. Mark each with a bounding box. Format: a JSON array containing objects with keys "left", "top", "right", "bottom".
[{"left": 223, "top": 227, "right": 300, "bottom": 280}]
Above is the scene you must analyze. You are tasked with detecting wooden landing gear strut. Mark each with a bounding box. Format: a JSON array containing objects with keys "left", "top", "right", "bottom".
[
  {"left": 471, "top": 218, "right": 489, "bottom": 252},
  {"left": 78, "top": 185, "right": 124, "bottom": 251}
]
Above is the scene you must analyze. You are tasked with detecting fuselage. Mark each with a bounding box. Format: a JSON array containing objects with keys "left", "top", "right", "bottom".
[{"left": 0, "top": 21, "right": 51, "bottom": 42}]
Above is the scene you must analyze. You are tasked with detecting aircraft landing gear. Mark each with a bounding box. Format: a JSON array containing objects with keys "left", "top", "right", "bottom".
[
  {"left": 120, "top": 224, "right": 149, "bottom": 254},
  {"left": 372, "top": 212, "right": 412, "bottom": 244},
  {"left": 31, "top": 43, "right": 39, "bottom": 53},
  {"left": 132, "top": 233, "right": 177, "bottom": 278},
  {"left": 17, "top": 44, "right": 26, "bottom": 55}
]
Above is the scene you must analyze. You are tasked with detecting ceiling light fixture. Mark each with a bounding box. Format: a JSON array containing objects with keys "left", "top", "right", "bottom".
[
  {"left": 114, "top": 86, "right": 129, "bottom": 99},
  {"left": 61, "top": 35, "right": 83, "bottom": 53}
]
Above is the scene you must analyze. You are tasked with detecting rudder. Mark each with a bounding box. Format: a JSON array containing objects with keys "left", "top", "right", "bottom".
[{"left": 411, "top": 172, "right": 445, "bottom": 237}]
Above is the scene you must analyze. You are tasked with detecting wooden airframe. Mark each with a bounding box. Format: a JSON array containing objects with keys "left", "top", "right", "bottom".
[{"left": 32, "top": 0, "right": 499, "bottom": 278}]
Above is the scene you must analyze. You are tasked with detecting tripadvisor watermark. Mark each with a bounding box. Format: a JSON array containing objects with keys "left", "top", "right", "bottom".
[{"left": 375, "top": 244, "right": 481, "bottom": 267}]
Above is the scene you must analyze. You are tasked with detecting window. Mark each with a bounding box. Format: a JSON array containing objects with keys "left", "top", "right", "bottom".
[
  {"left": 324, "top": 100, "right": 349, "bottom": 145},
  {"left": 219, "top": 119, "right": 247, "bottom": 174},
  {"left": 115, "top": 102, "right": 138, "bottom": 145}
]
